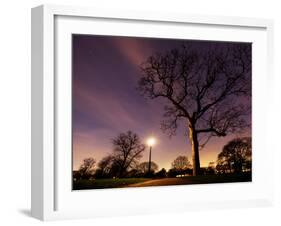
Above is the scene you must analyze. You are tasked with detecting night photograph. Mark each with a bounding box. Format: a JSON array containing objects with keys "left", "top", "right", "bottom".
[{"left": 72, "top": 34, "right": 252, "bottom": 190}]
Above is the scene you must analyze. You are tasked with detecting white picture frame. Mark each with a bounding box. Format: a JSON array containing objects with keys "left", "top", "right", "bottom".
[{"left": 31, "top": 4, "right": 274, "bottom": 221}]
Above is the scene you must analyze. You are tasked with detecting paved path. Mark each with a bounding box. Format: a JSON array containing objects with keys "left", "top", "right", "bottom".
[{"left": 128, "top": 178, "right": 193, "bottom": 187}]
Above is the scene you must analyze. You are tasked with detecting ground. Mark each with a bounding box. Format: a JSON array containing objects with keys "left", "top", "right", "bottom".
[{"left": 73, "top": 173, "right": 251, "bottom": 190}]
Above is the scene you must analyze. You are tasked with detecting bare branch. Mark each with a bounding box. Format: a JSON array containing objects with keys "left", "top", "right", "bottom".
[{"left": 138, "top": 42, "right": 251, "bottom": 149}]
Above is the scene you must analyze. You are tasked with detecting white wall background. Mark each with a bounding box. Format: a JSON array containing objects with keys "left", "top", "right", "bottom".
[{"left": 0, "top": 0, "right": 280, "bottom": 225}]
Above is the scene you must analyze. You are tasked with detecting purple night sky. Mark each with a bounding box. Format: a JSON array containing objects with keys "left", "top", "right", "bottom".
[{"left": 72, "top": 35, "right": 251, "bottom": 171}]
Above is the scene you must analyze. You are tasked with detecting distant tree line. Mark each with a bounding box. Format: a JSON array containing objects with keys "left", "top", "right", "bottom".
[{"left": 73, "top": 132, "right": 252, "bottom": 180}]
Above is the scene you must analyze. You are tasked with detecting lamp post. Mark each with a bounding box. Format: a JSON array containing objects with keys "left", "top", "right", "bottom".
[
  {"left": 147, "top": 137, "right": 156, "bottom": 174},
  {"left": 148, "top": 146, "right": 152, "bottom": 174}
]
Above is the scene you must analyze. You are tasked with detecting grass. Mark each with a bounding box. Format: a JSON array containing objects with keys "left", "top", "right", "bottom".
[
  {"left": 179, "top": 173, "right": 252, "bottom": 184},
  {"left": 128, "top": 173, "right": 252, "bottom": 187},
  {"left": 73, "top": 173, "right": 251, "bottom": 190},
  {"left": 73, "top": 178, "right": 150, "bottom": 190}
]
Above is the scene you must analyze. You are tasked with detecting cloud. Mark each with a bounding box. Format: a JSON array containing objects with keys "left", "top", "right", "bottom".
[
  {"left": 73, "top": 83, "right": 139, "bottom": 131},
  {"left": 111, "top": 37, "right": 152, "bottom": 67}
]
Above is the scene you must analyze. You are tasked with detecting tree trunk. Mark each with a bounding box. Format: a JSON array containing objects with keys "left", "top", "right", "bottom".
[{"left": 189, "top": 123, "right": 200, "bottom": 176}]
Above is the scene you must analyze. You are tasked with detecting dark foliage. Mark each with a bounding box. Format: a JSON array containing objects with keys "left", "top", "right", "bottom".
[
  {"left": 216, "top": 137, "right": 252, "bottom": 174},
  {"left": 155, "top": 168, "right": 167, "bottom": 178},
  {"left": 111, "top": 131, "right": 146, "bottom": 177},
  {"left": 77, "top": 157, "right": 96, "bottom": 180},
  {"left": 171, "top": 155, "right": 192, "bottom": 170}
]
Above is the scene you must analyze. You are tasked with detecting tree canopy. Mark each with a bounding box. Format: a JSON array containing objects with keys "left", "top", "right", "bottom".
[
  {"left": 171, "top": 155, "right": 192, "bottom": 170},
  {"left": 78, "top": 157, "right": 96, "bottom": 179},
  {"left": 138, "top": 161, "right": 159, "bottom": 174},
  {"left": 216, "top": 137, "right": 252, "bottom": 174},
  {"left": 112, "top": 130, "right": 146, "bottom": 177}
]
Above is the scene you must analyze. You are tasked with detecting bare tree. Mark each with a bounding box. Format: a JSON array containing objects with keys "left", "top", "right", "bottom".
[
  {"left": 138, "top": 161, "right": 159, "bottom": 174},
  {"left": 78, "top": 157, "right": 96, "bottom": 179},
  {"left": 112, "top": 131, "right": 146, "bottom": 177},
  {"left": 138, "top": 43, "right": 251, "bottom": 175},
  {"left": 96, "top": 155, "right": 114, "bottom": 177},
  {"left": 171, "top": 156, "right": 192, "bottom": 170},
  {"left": 216, "top": 137, "right": 252, "bottom": 174}
]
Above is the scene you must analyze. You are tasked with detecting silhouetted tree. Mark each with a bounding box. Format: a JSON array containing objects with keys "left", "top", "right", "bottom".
[
  {"left": 127, "top": 168, "right": 143, "bottom": 178},
  {"left": 215, "top": 162, "right": 230, "bottom": 174},
  {"left": 138, "top": 43, "right": 251, "bottom": 175},
  {"left": 208, "top": 161, "right": 216, "bottom": 169},
  {"left": 206, "top": 161, "right": 216, "bottom": 175},
  {"left": 167, "top": 168, "right": 177, "bottom": 177},
  {"left": 73, "top": 170, "right": 81, "bottom": 181},
  {"left": 112, "top": 131, "right": 145, "bottom": 177},
  {"left": 95, "top": 155, "right": 114, "bottom": 178},
  {"left": 171, "top": 155, "right": 192, "bottom": 171},
  {"left": 108, "top": 160, "right": 122, "bottom": 177},
  {"left": 78, "top": 157, "right": 96, "bottom": 179},
  {"left": 155, "top": 168, "right": 167, "bottom": 178},
  {"left": 216, "top": 137, "right": 251, "bottom": 174},
  {"left": 167, "top": 168, "right": 191, "bottom": 177},
  {"left": 138, "top": 161, "right": 159, "bottom": 174}
]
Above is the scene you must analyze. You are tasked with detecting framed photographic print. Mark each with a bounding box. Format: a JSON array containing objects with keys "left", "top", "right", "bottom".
[{"left": 31, "top": 4, "right": 274, "bottom": 221}]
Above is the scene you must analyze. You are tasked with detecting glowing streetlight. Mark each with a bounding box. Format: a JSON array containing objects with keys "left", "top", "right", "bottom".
[
  {"left": 147, "top": 137, "right": 156, "bottom": 175},
  {"left": 147, "top": 137, "right": 156, "bottom": 147}
]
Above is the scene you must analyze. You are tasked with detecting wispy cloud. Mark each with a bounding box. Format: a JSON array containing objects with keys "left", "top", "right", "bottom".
[
  {"left": 73, "top": 83, "right": 139, "bottom": 131},
  {"left": 111, "top": 37, "right": 152, "bottom": 67}
]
